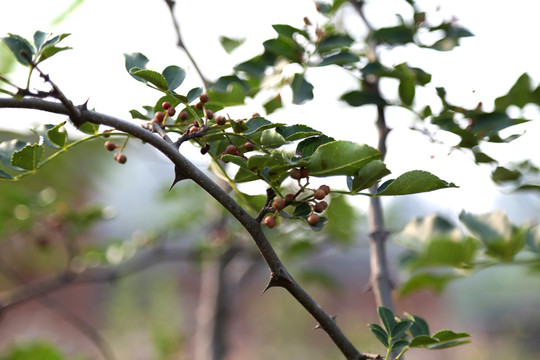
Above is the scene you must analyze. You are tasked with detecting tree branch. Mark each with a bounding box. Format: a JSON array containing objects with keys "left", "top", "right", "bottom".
[{"left": 0, "top": 97, "right": 375, "bottom": 360}]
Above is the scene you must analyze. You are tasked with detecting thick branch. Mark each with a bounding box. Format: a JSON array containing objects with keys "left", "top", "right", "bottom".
[{"left": 0, "top": 97, "right": 370, "bottom": 360}]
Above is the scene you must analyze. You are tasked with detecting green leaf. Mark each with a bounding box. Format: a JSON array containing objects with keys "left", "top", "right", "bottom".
[
  {"left": 220, "top": 154, "right": 247, "bottom": 168},
  {"left": 187, "top": 87, "right": 203, "bottom": 103},
  {"left": 229, "top": 119, "right": 248, "bottom": 134},
  {"left": 378, "top": 306, "right": 396, "bottom": 333},
  {"left": 375, "top": 170, "right": 457, "bottom": 196},
  {"left": 405, "top": 313, "right": 430, "bottom": 337},
  {"left": 399, "top": 77, "right": 415, "bottom": 106},
  {"left": 207, "top": 82, "right": 245, "bottom": 106},
  {"left": 2, "top": 34, "right": 35, "bottom": 66},
  {"left": 433, "top": 330, "right": 470, "bottom": 343},
  {"left": 372, "top": 25, "right": 414, "bottom": 45},
  {"left": 368, "top": 323, "right": 389, "bottom": 347},
  {"left": 391, "top": 340, "right": 411, "bottom": 352},
  {"left": 264, "top": 36, "right": 303, "bottom": 63},
  {"left": 272, "top": 24, "right": 309, "bottom": 39},
  {"left": 318, "top": 50, "right": 359, "bottom": 67},
  {"left": 234, "top": 52, "right": 276, "bottom": 78},
  {"left": 11, "top": 143, "right": 44, "bottom": 171},
  {"left": 0, "top": 139, "right": 27, "bottom": 169},
  {"left": 46, "top": 122, "right": 67, "bottom": 148},
  {"left": 348, "top": 160, "right": 390, "bottom": 192},
  {"left": 291, "top": 73, "right": 314, "bottom": 104},
  {"left": 33, "top": 31, "right": 48, "bottom": 52},
  {"left": 244, "top": 116, "right": 276, "bottom": 135},
  {"left": 51, "top": 0, "right": 85, "bottom": 25},
  {"left": 340, "top": 90, "right": 387, "bottom": 107},
  {"left": 1, "top": 341, "right": 65, "bottom": 360},
  {"left": 38, "top": 46, "right": 71, "bottom": 63},
  {"left": 398, "top": 272, "right": 462, "bottom": 296},
  {"left": 317, "top": 34, "right": 354, "bottom": 53},
  {"left": 129, "top": 109, "right": 150, "bottom": 120},
  {"left": 409, "top": 335, "right": 439, "bottom": 348},
  {"left": 41, "top": 33, "right": 70, "bottom": 49},
  {"left": 324, "top": 195, "right": 357, "bottom": 244},
  {"left": 307, "top": 141, "right": 380, "bottom": 177},
  {"left": 78, "top": 121, "right": 100, "bottom": 135},
  {"left": 130, "top": 68, "right": 169, "bottom": 91},
  {"left": 292, "top": 202, "right": 311, "bottom": 217},
  {"left": 296, "top": 135, "right": 335, "bottom": 158},
  {"left": 124, "top": 52, "right": 149, "bottom": 81},
  {"left": 392, "top": 320, "right": 412, "bottom": 339},
  {"left": 219, "top": 36, "right": 246, "bottom": 54},
  {"left": 263, "top": 93, "right": 283, "bottom": 114},
  {"left": 428, "top": 339, "right": 471, "bottom": 349},
  {"left": 276, "top": 124, "right": 321, "bottom": 141},
  {"left": 261, "top": 129, "right": 287, "bottom": 148},
  {"left": 495, "top": 73, "right": 533, "bottom": 110},
  {"left": 459, "top": 210, "right": 527, "bottom": 261},
  {"left": 492, "top": 166, "right": 521, "bottom": 184},
  {"left": 162, "top": 65, "right": 186, "bottom": 91},
  {"left": 470, "top": 112, "right": 527, "bottom": 137}
]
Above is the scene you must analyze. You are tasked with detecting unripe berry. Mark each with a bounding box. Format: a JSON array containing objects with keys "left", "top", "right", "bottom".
[
  {"left": 264, "top": 215, "right": 276, "bottom": 228},
  {"left": 179, "top": 111, "right": 189, "bottom": 121},
  {"left": 319, "top": 185, "right": 331, "bottom": 195},
  {"left": 155, "top": 111, "right": 165, "bottom": 123},
  {"left": 195, "top": 102, "right": 204, "bottom": 110},
  {"left": 314, "top": 188, "right": 326, "bottom": 200},
  {"left": 285, "top": 193, "right": 295, "bottom": 201},
  {"left": 206, "top": 110, "right": 214, "bottom": 120},
  {"left": 307, "top": 213, "right": 320, "bottom": 226},
  {"left": 189, "top": 126, "right": 200, "bottom": 134},
  {"left": 162, "top": 101, "right": 171, "bottom": 110},
  {"left": 242, "top": 142, "right": 254, "bottom": 152},
  {"left": 299, "top": 167, "right": 309, "bottom": 178},
  {"left": 200, "top": 143, "right": 211, "bottom": 155},
  {"left": 216, "top": 115, "right": 227, "bottom": 126},
  {"left": 114, "top": 153, "right": 127, "bottom": 164},
  {"left": 199, "top": 93, "right": 209, "bottom": 103},
  {"left": 166, "top": 107, "right": 176, "bottom": 117},
  {"left": 104, "top": 141, "right": 117, "bottom": 152},
  {"left": 314, "top": 201, "right": 328, "bottom": 213},
  {"left": 252, "top": 112, "right": 260, "bottom": 118},
  {"left": 273, "top": 198, "right": 286, "bottom": 212},
  {"left": 290, "top": 168, "right": 301, "bottom": 180},
  {"left": 225, "top": 144, "right": 238, "bottom": 155}
]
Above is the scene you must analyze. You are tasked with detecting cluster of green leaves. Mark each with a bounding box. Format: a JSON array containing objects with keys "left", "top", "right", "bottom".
[
  {"left": 395, "top": 211, "right": 540, "bottom": 296},
  {"left": 368, "top": 306, "right": 470, "bottom": 360},
  {"left": 1, "top": 31, "right": 71, "bottom": 94}
]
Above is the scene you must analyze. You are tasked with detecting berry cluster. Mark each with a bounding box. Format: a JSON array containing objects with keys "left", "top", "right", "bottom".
[
  {"left": 104, "top": 140, "right": 127, "bottom": 164},
  {"left": 264, "top": 168, "right": 331, "bottom": 229},
  {"left": 151, "top": 101, "right": 177, "bottom": 126}
]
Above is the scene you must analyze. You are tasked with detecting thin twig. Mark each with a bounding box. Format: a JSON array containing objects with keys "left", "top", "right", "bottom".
[{"left": 164, "top": 0, "right": 210, "bottom": 89}]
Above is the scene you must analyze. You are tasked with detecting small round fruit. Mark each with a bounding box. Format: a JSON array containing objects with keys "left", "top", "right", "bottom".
[
  {"left": 155, "top": 111, "right": 165, "bottom": 123},
  {"left": 162, "top": 101, "right": 171, "bottom": 110},
  {"left": 189, "top": 126, "right": 200, "bottom": 134},
  {"left": 290, "top": 168, "right": 301, "bottom": 180},
  {"left": 307, "top": 213, "right": 320, "bottom": 226},
  {"left": 199, "top": 93, "right": 209, "bottom": 103},
  {"left": 200, "top": 143, "right": 210, "bottom": 155},
  {"left": 273, "top": 198, "right": 286, "bottom": 212},
  {"left": 314, "top": 188, "right": 326, "bottom": 200},
  {"left": 216, "top": 115, "right": 227, "bottom": 126},
  {"left": 195, "top": 101, "right": 204, "bottom": 110},
  {"left": 179, "top": 111, "right": 189, "bottom": 121},
  {"left": 285, "top": 193, "right": 295, "bottom": 201},
  {"left": 114, "top": 153, "right": 127, "bottom": 164},
  {"left": 264, "top": 216, "right": 276, "bottom": 228},
  {"left": 252, "top": 112, "right": 260, "bottom": 118},
  {"left": 299, "top": 167, "right": 309, "bottom": 178},
  {"left": 166, "top": 107, "right": 176, "bottom": 117},
  {"left": 319, "top": 185, "right": 331, "bottom": 195},
  {"left": 225, "top": 144, "right": 238, "bottom": 154},
  {"left": 104, "top": 141, "right": 117, "bottom": 152},
  {"left": 314, "top": 201, "right": 328, "bottom": 213},
  {"left": 206, "top": 110, "right": 214, "bottom": 120},
  {"left": 242, "top": 142, "right": 254, "bottom": 152}
]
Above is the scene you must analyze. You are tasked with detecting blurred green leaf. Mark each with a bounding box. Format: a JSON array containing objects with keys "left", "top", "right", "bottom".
[
  {"left": 46, "top": 122, "right": 67, "bottom": 148},
  {"left": 392, "top": 320, "right": 412, "bottom": 339},
  {"left": 376, "top": 170, "right": 457, "bottom": 196},
  {"left": 405, "top": 313, "right": 430, "bottom": 337},
  {"left": 78, "top": 121, "right": 99, "bottom": 134},
  {"left": 399, "top": 272, "right": 462, "bottom": 296},
  {"left": 51, "top": 0, "right": 85, "bottom": 26},
  {"left": 409, "top": 335, "right": 439, "bottom": 347},
  {"left": 11, "top": 143, "right": 43, "bottom": 170},
  {"left": 317, "top": 34, "right": 354, "bottom": 53},
  {"left": 219, "top": 36, "right": 246, "bottom": 54},
  {"left": 0, "top": 168, "right": 12, "bottom": 179},
  {"left": 2, "top": 34, "right": 35, "bottom": 66},
  {"left": 495, "top": 73, "right": 534, "bottom": 111},
  {"left": 276, "top": 124, "right": 321, "bottom": 141},
  {"left": 38, "top": 45, "right": 71, "bottom": 63},
  {"left": 324, "top": 195, "right": 356, "bottom": 243},
  {"left": 264, "top": 36, "right": 303, "bottom": 63},
  {"left": 307, "top": 141, "right": 380, "bottom": 177},
  {"left": 0, "top": 139, "right": 27, "bottom": 169},
  {"left": 318, "top": 51, "right": 359, "bottom": 67},
  {"left": 261, "top": 128, "right": 287, "bottom": 148},
  {"left": 162, "top": 65, "right": 185, "bottom": 91},
  {"left": 492, "top": 166, "right": 521, "bottom": 184},
  {"left": 221, "top": 154, "right": 247, "bottom": 168},
  {"left": 0, "top": 341, "right": 65, "bottom": 360},
  {"left": 340, "top": 90, "right": 387, "bottom": 107},
  {"left": 368, "top": 323, "right": 389, "bottom": 347},
  {"left": 272, "top": 24, "right": 309, "bottom": 39},
  {"left": 372, "top": 25, "right": 414, "bottom": 45},
  {"left": 291, "top": 73, "right": 314, "bottom": 104},
  {"left": 129, "top": 109, "right": 150, "bottom": 120},
  {"left": 33, "top": 31, "right": 48, "bottom": 52},
  {"left": 263, "top": 93, "right": 283, "bottom": 114},
  {"left": 207, "top": 82, "right": 245, "bottom": 106}
]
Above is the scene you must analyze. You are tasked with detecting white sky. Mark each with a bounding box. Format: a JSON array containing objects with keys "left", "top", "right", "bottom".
[{"left": 1, "top": 0, "right": 540, "bottom": 223}]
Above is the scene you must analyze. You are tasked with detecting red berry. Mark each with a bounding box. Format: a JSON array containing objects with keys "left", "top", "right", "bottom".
[
  {"left": 285, "top": 193, "right": 295, "bottom": 201},
  {"left": 206, "top": 110, "right": 214, "bottom": 120},
  {"left": 114, "top": 153, "right": 127, "bottom": 164},
  {"left": 195, "top": 102, "right": 204, "bottom": 110},
  {"left": 166, "top": 107, "right": 176, "bottom": 117},
  {"left": 155, "top": 111, "right": 165, "bottom": 123},
  {"left": 200, "top": 143, "right": 210, "bottom": 155},
  {"left": 319, "top": 185, "right": 331, "bottom": 195},
  {"left": 252, "top": 112, "right": 260, "bottom": 118},
  {"left": 189, "top": 126, "right": 200, "bottom": 134},
  {"left": 162, "top": 101, "right": 171, "bottom": 110},
  {"left": 307, "top": 213, "right": 320, "bottom": 226},
  {"left": 179, "top": 111, "right": 189, "bottom": 121},
  {"left": 216, "top": 115, "right": 227, "bottom": 126},
  {"left": 299, "top": 168, "right": 309, "bottom": 178},
  {"left": 225, "top": 144, "right": 238, "bottom": 155},
  {"left": 264, "top": 216, "right": 276, "bottom": 228},
  {"left": 242, "top": 142, "right": 254, "bottom": 152},
  {"left": 314, "top": 188, "right": 326, "bottom": 200},
  {"left": 314, "top": 201, "right": 328, "bottom": 213},
  {"left": 104, "top": 141, "right": 117, "bottom": 152},
  {"left": 290, "top": 168, "right": 301, "bottom": 180},
  {"left": 273, "top": 198, "right": 286, "bottom": 211},
  {"left": 199, "top": 93, "right": 209, "bottom": 103}
]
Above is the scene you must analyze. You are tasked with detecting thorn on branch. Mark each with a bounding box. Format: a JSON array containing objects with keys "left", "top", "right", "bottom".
[
  {"left": 261, "top": 267, "right": 292, "bottom": 294},
  {"left": 314, "top": 315, "right": 337, "bottom": 330},
  {"left": 255, "top": 188, "right": 276, "bottom": 223}
]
